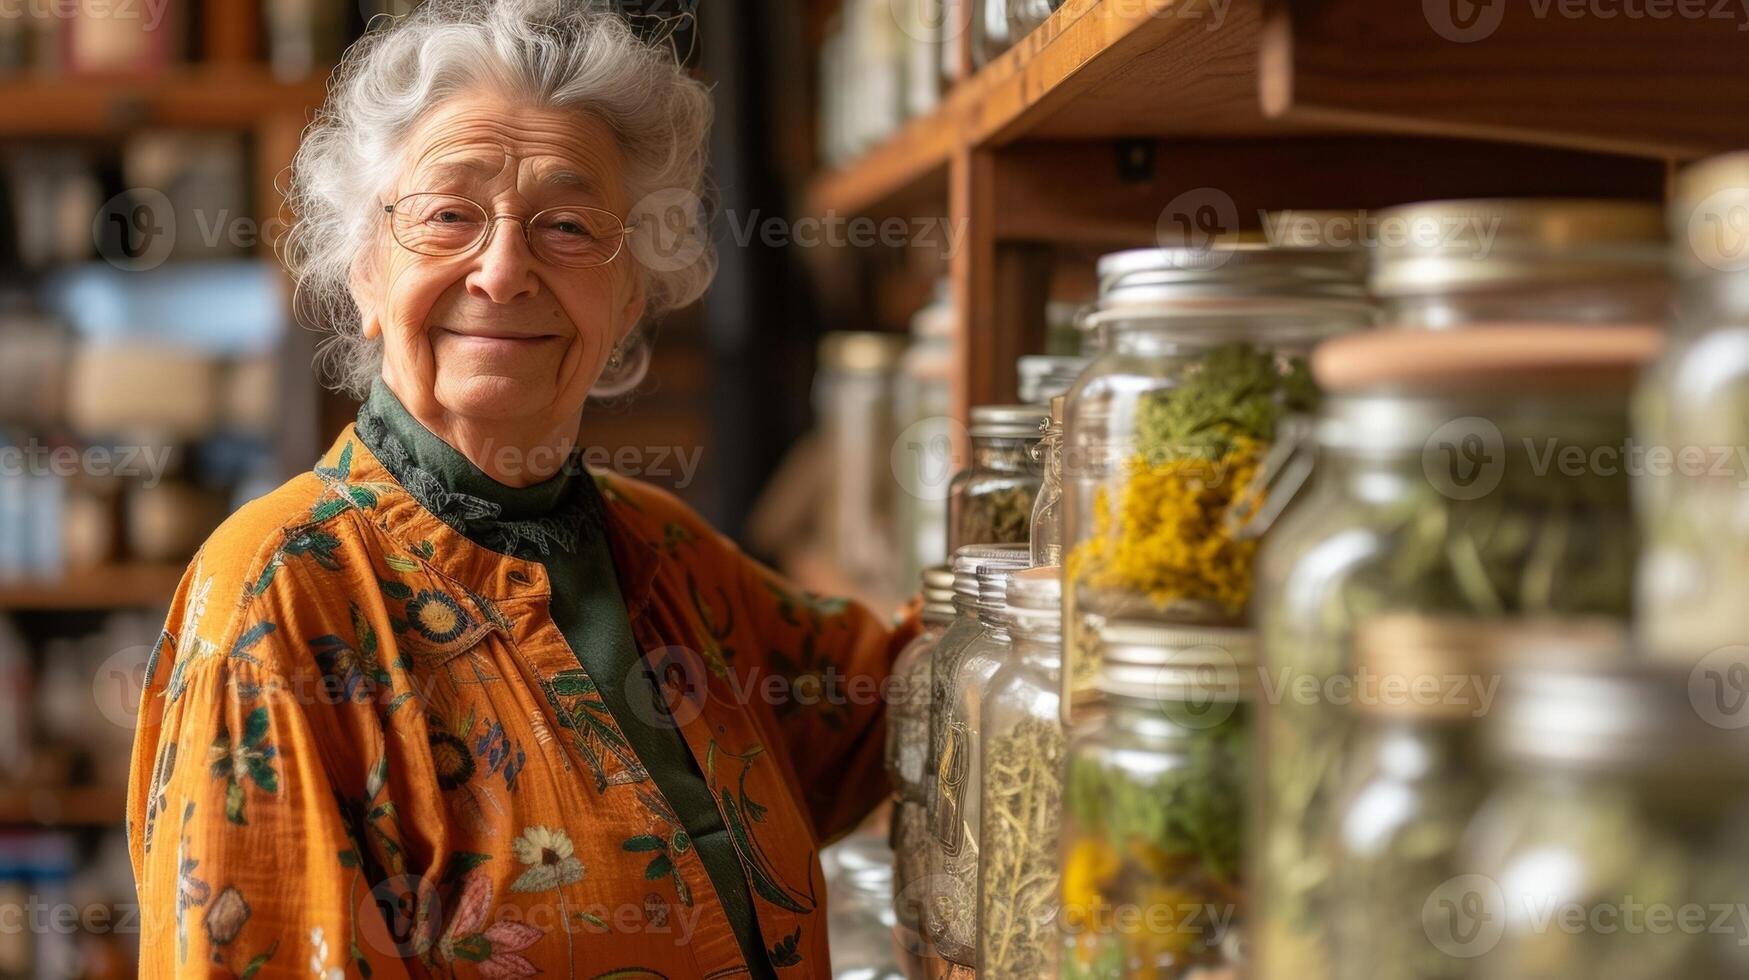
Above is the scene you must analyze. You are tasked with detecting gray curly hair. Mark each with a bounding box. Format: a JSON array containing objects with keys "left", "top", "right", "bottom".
[{"left": 284, "top": 0, "right": 716, "bottom": 397}]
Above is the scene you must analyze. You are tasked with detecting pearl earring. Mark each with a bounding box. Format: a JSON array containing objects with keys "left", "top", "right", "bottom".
[{"left": 606, "top": 344, "right": 625, "bottom": 370}]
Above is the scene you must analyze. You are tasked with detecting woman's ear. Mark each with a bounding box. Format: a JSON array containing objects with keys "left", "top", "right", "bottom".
[
  {"left": 350, "top": 249, "right": 383, "bottom": 340},
  {"left": 615, "top": 272, "right": 647, "bottom": 345}
]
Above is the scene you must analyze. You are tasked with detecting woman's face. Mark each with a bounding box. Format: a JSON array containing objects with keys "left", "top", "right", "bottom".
[{"left": 353, "top": 91, "right": 646, "bottom": 429}]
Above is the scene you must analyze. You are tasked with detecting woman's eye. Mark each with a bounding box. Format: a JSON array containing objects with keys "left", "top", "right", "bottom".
[
  {"left": 433, "top": 210, "right": 467, "bottom": 223},
  {"left": 549, "top": 219, "right": 592, "bottom": 237}
]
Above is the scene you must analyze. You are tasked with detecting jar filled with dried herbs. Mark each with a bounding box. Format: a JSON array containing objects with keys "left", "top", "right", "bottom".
[
  {"left": 1059, "top": 619, "right": 1254, "bottom": 979},
  {"left": 1328, "top": 614, "right": 1508, "bottom": 980},
  {"left": 1060, "top": 246, "right": 1372, "bottom": 725},
  {"left": 1030, "top": 395, "right": 1067, "bottom": 567},
  {"left": 1371, "top": 199, "right": 1668, "bottom": 330},
  {"left": 925, "top": 543, "right": 1030, "bottom": 967},
  {"left": 1252, "top": 326, "right": 1661, "bottom": 980},
  {"left": 888, "top": 564, "right": 958, "bottom": 948},
  {"left": 1464, "top": 650, "right": 1749, "bottom": 979},
  {"left": 1637, "top": 153, "right": 1749, "bottom": 659},
  {"left": 949, "top": 405, "right": 1050, "bottom": 551},
  {"left": 978, "top": 566, "right": 1065, "bottom": 980}
]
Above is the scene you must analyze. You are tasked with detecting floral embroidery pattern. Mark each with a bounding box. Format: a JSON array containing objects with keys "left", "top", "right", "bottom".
[
  {"left": 623, "top": 787, "right": 695, "bottom": 907},
  {"left": 175, "top": 803, "right": 211, "bottom": 965},
  {"left": 510, "top": 825, "right": 584, "bottom": 893},
  {"left": 474, "top": 722, "right": 527, "bottom": 792},
  {"left": 439, "top": 872, "right": 545, "bottom": 978},
  {"left": 205, "top": 885, "right": 251, "bottom": 946},
  {"left": 545, "top": 668, "right": 649, "bottom": 792},
  {"left": 310, "top": 603, "right": 398, "bottom": 707},
  {"left": 407, "top": 589, "right": 472, "bottom": 644},
  {"left": 143, "top": 740, "right": 176, "bottom": 854},
  {"left": 208, "top": 705, "right": 280, "bottom": 825}
]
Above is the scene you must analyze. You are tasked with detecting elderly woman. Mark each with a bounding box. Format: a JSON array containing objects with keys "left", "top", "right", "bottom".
[{"left": 124, "top": 2, "right": 914, "bottom": 977}]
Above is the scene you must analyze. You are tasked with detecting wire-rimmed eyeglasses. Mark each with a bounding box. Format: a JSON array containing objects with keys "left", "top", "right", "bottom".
[{"left": 382, "top": 192, "right": 638, "bottom": 268}]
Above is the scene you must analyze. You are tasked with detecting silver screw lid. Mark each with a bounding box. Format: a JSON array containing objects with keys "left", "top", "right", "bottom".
[{"left": 1096, "top": 619, "right": 1257, "bottom": 703}]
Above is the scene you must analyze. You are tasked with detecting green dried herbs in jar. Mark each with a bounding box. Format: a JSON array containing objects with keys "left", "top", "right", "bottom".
[
  {"left": 948, "top": 405, "right": 1049, "bottom": 551},
  {"left": 1252, "top": 325, "right": 1661, "bottom": 980},
  {"left": 978, "top": 566, "right": 1066, "bottom": 980},
  {"left": 924, "top": 543, "right": 1030, "bottom": 968},
  {"left": 1463, "top": 648, "right": 1749, "bottom": 979},
  {"left": 1059, "top": 620, "right": 1255, "bottom": 979},
  {"left": 1059, "top": 245, "right": 1372, "bottom": 726},
  {"left": 887, "top": 564, "right": 957, "bottom": 945},
  {"left": 1328, "top": 614, "right": 1517, "bottom": 980}
]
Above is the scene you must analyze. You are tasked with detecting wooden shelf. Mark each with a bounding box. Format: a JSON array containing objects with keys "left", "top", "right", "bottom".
[
  {"left": 0, "top": 785, "right": 127, "bottom": 827},
  {"left": 0, "top": 65, "right": 327, "bottom": 135},
  {"left": 807, "top": 0, "right": 1749, "bottom": 216},
  {"left": 0, "top": 564, "right": 183, "bottom": 610}
]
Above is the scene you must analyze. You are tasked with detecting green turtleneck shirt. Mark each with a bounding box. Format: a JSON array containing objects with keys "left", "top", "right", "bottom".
[{"left": 356, "top": 382, "right": 774, "bottom": 978}]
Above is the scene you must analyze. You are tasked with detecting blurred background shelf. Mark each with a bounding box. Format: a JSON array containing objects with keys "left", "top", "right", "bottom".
[
  {"left": 0, "top": 67, "right": 328, "bottom": 135},
  {"left": 0, "top": 565, "right": 183, "bottom": 610},
  {"left": 0, "top": 785, "right": 126, "bottom": 828}
]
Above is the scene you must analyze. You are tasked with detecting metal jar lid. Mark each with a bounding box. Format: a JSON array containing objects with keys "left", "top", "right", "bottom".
[
  {"left": 1005, "top": 566, "right": 1061, "bottom": 641},
  {"left": 1095, "top": 245, "right": 1370, "bottom": 308},
  {"left": 1095, "top": 619, "right": 1256, "bottom": 703},
  {"left": 950, "top": 543, "right": 1029, "bottom": 600},
  {"left": 1017, "top": 355, "right": 1090, "bottom": 405},
  {"left": 1371, "top": 199, "right": 1666, "bottom": 297},
  {"left": 921, "top": 564, "right": 956, "bottom": 620},
  {"left": 969, "top": 404, "right": 1051, "bottom": 440},
  {"left": 818, "top": 331, "right": 904, "bottom": 373},
  {"left": 1492, "top": 660, "right": 1749, "bottom": 776},
  {"left": 1672, "top": 152, "right": 1749, "bottom": 278}
]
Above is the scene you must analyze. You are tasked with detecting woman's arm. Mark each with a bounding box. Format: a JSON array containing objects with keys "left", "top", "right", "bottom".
[
  {"left": 127, "top": 554, "right": 417, "bottom": 979},
  {"left": 728, "top": 558, "right": 923, "bottom": 845}
]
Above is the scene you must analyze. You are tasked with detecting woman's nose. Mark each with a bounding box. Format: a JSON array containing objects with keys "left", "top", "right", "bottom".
[{"left": 465, "top": 216, "right": 541, "bottom": 303}]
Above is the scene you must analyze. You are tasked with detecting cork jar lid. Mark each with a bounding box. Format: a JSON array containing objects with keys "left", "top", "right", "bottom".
[{"left": 1312, "top": 324, "right": 1662, "bottom": 393}]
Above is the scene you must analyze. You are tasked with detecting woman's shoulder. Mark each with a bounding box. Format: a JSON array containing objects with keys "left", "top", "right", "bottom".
[{"left": 155, "top": 466, "right": 382, "bottom": 685}]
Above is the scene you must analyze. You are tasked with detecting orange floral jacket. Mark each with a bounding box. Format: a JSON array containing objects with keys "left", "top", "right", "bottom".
[{"left": 126, "top": 425, "right": 917, "bottom": 979}]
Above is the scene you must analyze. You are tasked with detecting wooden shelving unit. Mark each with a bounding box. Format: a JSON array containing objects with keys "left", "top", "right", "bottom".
[
  {"left": 0, "top": 564, "right": 184, "bottom": 611},
  {"left": 0, "top": 66, "right": 327, "bottom": 135},
  {"left": 805, "top": 0, "right": 1749, "bottom": 419},
  {"left": 0, "top": 785, "right": 127, "bottom": 828}
]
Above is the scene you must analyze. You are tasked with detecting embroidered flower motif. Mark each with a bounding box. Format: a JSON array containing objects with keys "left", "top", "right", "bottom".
[
  {"left": 205, "top": 885, "right": 251, "bottom": 946},
  {"left": 429, "top": 731, "right": 476, "bottom": 791},
  {"left": 440, "top": 872, "right": 544, "bottom": 978},
  {"left": 407, "top": 590, "right": 471, "bottom": 644},
  {"left": 510, "top": 825, "right": 584, "bottom": 892}
]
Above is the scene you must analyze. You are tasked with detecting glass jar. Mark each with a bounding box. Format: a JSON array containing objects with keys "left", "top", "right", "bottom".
[
  {"left": 1371, "top": 199, "right": 1668, "bottom": 329},
  {"left": 1007, "top": 0, "right": 1060, "bottom": 42},
  {"left": 948, "top": 405, "right": 1048, "bottom": 552},
  {"left": 1019, "top": 355, "right": 1090, "bottom": 406},
  {"left": 924, "top": 543, "right": 1030, "bottom": 967},
  {"left": 1328, "top": 615, "right": 1500, "bottom": 980},
  {"left": 816, "top": 331, "right": 905, "bottom": 585},
  {"left": 889, "top": 564, "right": 958, "bottom": 947},
  {"left": 1030, "top": 395, "right": 1066, "bottom": 567},
  {"left": 971, "top": 0, "right": 1011, "bottom": 67},
  {"left": 1637, "top": 153, "right": 1749, "bottom": 658},
  {"left": 1059, "top": 620, "right": 1254, "bottom": 978},
  {"left": 978, "top": 567, "right": 1065, "bottom": 979},
  {"left": 893, "top": 280, "right": 957, "bottom": 595},
  {"left": 1060, "top": 246, "right": 1373, "bottom": 724},
  {"left": 1463, "top": 655, "right": 1749, "bottom": 979},
  {"left": 1252, "top": 325, "right": 1658, "bottom": 980}
]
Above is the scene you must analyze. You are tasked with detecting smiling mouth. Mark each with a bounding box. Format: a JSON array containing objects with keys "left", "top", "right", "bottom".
[{"left": 438, "top": 328, "right": 562, "bottom": 344}]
